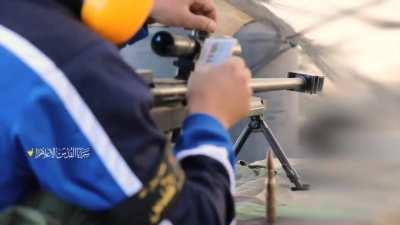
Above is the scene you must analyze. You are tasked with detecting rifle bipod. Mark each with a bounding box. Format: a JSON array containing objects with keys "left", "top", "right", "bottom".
[{"left": 234, "top": 103, "right": 310, "bottom": 191}]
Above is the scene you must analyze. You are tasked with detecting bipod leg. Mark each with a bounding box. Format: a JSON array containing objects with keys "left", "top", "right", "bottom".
[{"left": 258, "top": 115, "right": 310, "bottom": 191}]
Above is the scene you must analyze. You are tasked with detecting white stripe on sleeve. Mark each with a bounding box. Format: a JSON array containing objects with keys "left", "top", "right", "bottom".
[{"left": 0, "top": 24, "right": 142, "bottom": 196}]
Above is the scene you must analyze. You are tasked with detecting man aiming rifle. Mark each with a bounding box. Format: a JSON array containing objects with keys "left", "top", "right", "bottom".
[{"left": 0, "top": 0, "right": 251, "bottom": 224}]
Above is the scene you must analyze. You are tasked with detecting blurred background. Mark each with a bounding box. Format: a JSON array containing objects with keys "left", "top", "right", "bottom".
[{"left": 121, "top": 0, "right": 400, "bottom": 224}]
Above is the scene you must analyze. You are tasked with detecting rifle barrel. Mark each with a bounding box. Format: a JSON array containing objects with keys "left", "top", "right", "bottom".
[
  {"left": 250, "top": 78, "right": 304, "bottom": 92},
  {"left": 152, "top": 77, "right": 305, "bottom": 97}
]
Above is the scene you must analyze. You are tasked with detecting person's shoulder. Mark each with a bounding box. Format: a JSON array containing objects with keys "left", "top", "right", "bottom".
[{"left": 0, "top": 0, "right": 110, "bottom": 67}]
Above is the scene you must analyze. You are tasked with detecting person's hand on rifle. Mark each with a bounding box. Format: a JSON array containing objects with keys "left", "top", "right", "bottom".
[
  {"left": 150, "top": 0, "right": 251, "bottom": 128},
  {"left": 187, "top": 57, "right": 252, "bottom": 128},
  {"left": 151, "top": 0, "right": 218, "bottom": 33}
]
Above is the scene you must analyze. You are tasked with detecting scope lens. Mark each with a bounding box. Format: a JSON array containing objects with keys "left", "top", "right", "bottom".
[{"left": 151, "top": 31, "right": 174, "bottom": 56}]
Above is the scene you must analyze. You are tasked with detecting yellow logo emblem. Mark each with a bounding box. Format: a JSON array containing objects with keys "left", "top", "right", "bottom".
[{"left": 27, "top": 149, "right": 34, "bottom": 157}]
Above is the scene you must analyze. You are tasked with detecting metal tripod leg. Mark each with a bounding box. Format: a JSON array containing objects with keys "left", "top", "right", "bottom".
[
  {"left": 234, "top": 122, "right": 254, "bottom": 156},
  {"left": 258, "top": 116, "right": 310, "bottom": 191}
]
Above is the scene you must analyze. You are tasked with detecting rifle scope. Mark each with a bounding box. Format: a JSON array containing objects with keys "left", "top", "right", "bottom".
[{"left": 151, "top": 31, "right": 200, "bottom": 58}]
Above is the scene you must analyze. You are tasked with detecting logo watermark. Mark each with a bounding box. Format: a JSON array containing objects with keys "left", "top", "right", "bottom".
[{"left": 27, "top": 147, "right": 91, "bottom": 159}]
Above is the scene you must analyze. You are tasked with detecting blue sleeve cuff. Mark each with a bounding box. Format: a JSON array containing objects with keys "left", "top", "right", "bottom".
[
  {"left": 174, "top": 113, "right": 236, "bottom": 168},
  {"left": 174, "top": 113, "right": 236, "bottom": 190},
  {"left": 175, "top": 113, "right": 231, "bottom": 150}
]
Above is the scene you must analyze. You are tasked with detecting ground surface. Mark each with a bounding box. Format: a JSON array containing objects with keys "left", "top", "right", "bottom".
[{"left": 235, "top": 158, "right": 400, "bottom": 225}]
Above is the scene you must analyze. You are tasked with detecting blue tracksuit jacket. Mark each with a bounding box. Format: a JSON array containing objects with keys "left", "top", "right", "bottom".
[{"left": 0, "top": 0, "right": 236, "bottom": 224}]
